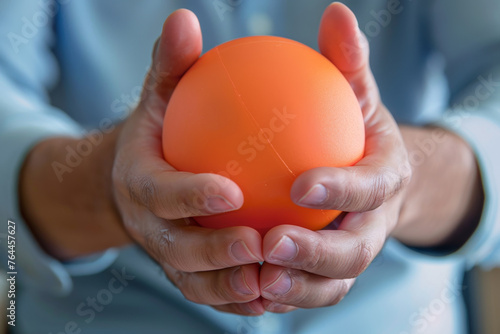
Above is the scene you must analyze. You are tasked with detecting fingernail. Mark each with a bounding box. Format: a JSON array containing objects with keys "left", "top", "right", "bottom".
[
  {"left": 207, "top": 195, "right": 236, "bottom": 213},
  {"left": 231, "top": 268, "right": 255, "bottom": 295},
  {"left": 298, "top": 184, "right": 328, "bottom": 206},
  {"left": 269, "top": 236, "right": 298, "bottom": 262},
  {"left": 231, "top": 241, "right": 260, "bottom": 263},
  {"left": 263, "top": 271, "right": 292, "bottom": 296}
]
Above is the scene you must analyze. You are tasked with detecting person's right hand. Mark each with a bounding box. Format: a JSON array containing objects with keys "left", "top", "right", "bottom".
[{"left": 112, "top": 9, "right": 265, "bottom": 315}]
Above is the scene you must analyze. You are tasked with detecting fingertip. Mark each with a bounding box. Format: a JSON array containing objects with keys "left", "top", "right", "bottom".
[
  {"left": 259, "top": 263, "right": 291, "bottom": 298},
  {"left": 240, "top": 263, "right": 262, "bottom": 295},
  {"left": 319, "top": 2, "right": 368, "bottom": 72},
  {"left": 227, "top": 226, "right": 264, "bottom": 262},
  {"left": 201, "top": 173, "right": 245, "bottom": 210},
  {"left": 263, "top": 225, "right": 309, "bottom": 262},
  {"left": 324, "top": 2, "right": 359, "bottom": 28},
  {"left": 290, "top": 168, "right": 334, "bottom": 207},
  {"left": 157, "top": 8, "right": 202, "bottom": 76},
  {"left": 162, "top": 8, "right": 201, "bottom": 47}
]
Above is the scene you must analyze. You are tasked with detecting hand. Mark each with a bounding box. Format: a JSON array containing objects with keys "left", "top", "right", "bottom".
[
  {"left": 112, "top": 10, "right": 266, "bottom": 316},
  {"left": 259, "top": 3, "right": 412, "bottom": 313}
]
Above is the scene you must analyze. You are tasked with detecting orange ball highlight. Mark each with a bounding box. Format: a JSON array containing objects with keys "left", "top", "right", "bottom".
[{"left": 163, "top": 36, "right": 365, "bottom": 234}]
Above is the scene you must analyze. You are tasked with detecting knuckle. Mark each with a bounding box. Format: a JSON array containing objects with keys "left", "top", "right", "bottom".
[
  {"left": 334, "top": 178, "right": 356, "bottom": 210},
  {"left": 300, "top": 239, "right": 326, "bottom": 272},
  {"left": 182, "top": 194, "right": 209, "bottom": 217},
  {"left": 204, "top": 231, "right": 233, "bottom": 268},
  {"left": 173, "top": 179, "right": 211, "bottom": 218},
  {"left": 201, "top": 247, "right": 226, "bottom": 269},
  {"left": 347, "top": 239, "right": 375, "bottom": 278},
  {"left": 145, "top": 230, "right": 168, "bottom": 260},
  {"left": 146, "top": 229, "right": 191, "bottom": 272},
  {"left": 164, "top": 193, "right": 190, "bottom": 219},
  {"left": 369, "top": 164, "right": 412, "bottom": 211},
  {"left": 129, "top": 174, "right": 160, "bottom": 210},
  {"left": 368, "top": 171, "right": 389, "bottom": 210}
]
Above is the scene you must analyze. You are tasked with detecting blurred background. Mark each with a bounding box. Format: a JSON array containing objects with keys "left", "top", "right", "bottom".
[{"left": 1, "top": 267, "right": 499, "bottom": 333}]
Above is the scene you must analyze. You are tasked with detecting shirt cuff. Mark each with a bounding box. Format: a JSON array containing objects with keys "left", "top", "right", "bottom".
[{"left": 0, "top": 110, "right": 119, "bottom": 296}]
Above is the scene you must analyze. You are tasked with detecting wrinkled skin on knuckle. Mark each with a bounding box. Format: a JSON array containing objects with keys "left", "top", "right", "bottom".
[
  {"left": 298, "top": 237, "right": 326, "bottom": 272},
  {"left": 200, "top": 244, "right": 227, "bottom": 269},
  {"left": 330, "top": 177, "right": 355, "bottom": 210},
  {"left": 149, "top": 229, "right": 194, "bottom": 272},
  {"left": 369, "top": 171, "right": 389, "bottom": 210},
  {"left": 145, "top": 230, "right": 174, "bottom": 266},
  {"left": 347, "top": 239, "right": 375, "bottom": 278},
  {"left": 369, "top": 167, "right": 406, "bottom": 210},
  {"left": 125, "top": 173, "right": 158, "bottom": 209}
]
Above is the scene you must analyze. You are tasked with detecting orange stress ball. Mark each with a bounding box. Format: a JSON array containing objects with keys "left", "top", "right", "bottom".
[{"left": 163, "top": 36, "right": 365, "bottom": 234}]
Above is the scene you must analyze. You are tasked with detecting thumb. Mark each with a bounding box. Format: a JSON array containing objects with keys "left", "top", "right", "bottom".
[
  {"left": 318, "top": 2, "right": 379, "bottom": 118},
  {"left": 318, "top": 2, "right": 368, "bottom": 73},
  {"left": 143, "top": 9, "right": 202, "bottom": 104}
]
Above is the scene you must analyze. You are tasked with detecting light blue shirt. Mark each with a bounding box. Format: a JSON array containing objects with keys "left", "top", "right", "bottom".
[{"left": 1, "top": 0, "right": 500, "bottom": 333}]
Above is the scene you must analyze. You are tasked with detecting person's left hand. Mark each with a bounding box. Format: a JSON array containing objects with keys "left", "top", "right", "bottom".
[{"left": 259, "top": 3, "right": 412, "bottom": 313}]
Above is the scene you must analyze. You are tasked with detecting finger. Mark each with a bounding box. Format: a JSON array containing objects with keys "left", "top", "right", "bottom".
[
  {"left": 291, "top": 103, "right": 411, "bottom": 213},
  {"left": 263, "top": 203, "right": 396, "bottom": 278},
  {"left": 115, "top": 10, "right": 244, "bottom": 220},
  {"left": 163, "top": 264, "right": 261, "bottom": 306},
  {"left": 261, "top": 299, "right": 297, "bottom": 314},
  {"left": 312, "top": 4, "right": 411, "bottom": 213},
  {"left": 131, "top": 218, "right": 263, "bottom": 272},
  {"left": 213, "top": 299, "right": 265, "bottom": 316},
  {"left": 122, "top": 163, "right": 244, "bottom": 218},
  {"left": 291, "top": 156, "right": 409, "bottom": 212},
  {"left": 319, "top": 2, "right": 379, "bottom": 118},
  {"left": 260, "top": 263, "right": 355, "bottom": 309},
  {"left": 142, "top": 8, "right": 202, "bottom": 103},
  {"left": 319, "top": 2, "right": 368, "bottom": 73}
]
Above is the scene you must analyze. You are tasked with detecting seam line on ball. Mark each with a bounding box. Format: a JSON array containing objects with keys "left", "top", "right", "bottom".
[{"left": 215, "top": 47, "right": 296, "bottom": 178}]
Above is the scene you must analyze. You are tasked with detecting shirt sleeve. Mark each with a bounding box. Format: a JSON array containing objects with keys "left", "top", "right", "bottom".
[
  {"left": 0, "top": 0, "right": 118, "bottom": 296},
  {"left": 428, "top": 0, "right": 500, "bottom": 269}
]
